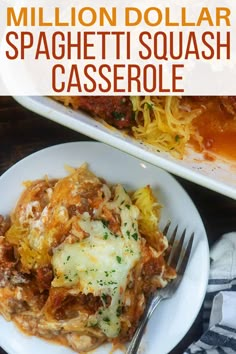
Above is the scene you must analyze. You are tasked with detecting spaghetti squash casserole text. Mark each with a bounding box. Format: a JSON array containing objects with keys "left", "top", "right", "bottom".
[{"left": 0, "top": 164, "right": 175, "bottom": 352}]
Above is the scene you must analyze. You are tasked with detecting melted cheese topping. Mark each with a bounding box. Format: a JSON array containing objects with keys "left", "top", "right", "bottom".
[{"left": 52, "top": 185, "right": 141, "bottom": 337}]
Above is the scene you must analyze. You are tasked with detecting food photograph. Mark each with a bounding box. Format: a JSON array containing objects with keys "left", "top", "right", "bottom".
[{"left": 0, "top": 96, "right": 235, "bottom": 354}]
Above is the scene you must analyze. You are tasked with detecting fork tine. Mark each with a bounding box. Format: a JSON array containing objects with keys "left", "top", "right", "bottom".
[
  {"left": 162, "top": 221, "right": 171, "bottom": 236},
  {"left": 168, "top": 229, "right": 186, "bottom": 268},
  {"left": 166, "top": 225, "right": 178, "bottom": 265},
  {"left": 177, "top": 232, "right": 194, "bottom": 275},
  {"left": 168, "top": 225, "right": 178, "bottom": 245}
]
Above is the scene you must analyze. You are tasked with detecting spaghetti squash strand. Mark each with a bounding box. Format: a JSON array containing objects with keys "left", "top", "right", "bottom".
[{"left": 131, "top": 96, "right": 203, "bottom": 159}]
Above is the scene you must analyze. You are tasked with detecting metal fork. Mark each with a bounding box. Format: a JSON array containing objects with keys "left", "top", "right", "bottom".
[{"left": 126, "top": 223, "right": 194, "bottom": 354}]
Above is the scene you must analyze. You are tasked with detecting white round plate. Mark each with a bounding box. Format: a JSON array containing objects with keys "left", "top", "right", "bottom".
[{"left": 0, "top": 142, "right": 209, "bottom": 354}]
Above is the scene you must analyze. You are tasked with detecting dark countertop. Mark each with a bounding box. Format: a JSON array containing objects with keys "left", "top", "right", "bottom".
[{"left": 0, "top": 96, "right": 235, "bottom": 354}]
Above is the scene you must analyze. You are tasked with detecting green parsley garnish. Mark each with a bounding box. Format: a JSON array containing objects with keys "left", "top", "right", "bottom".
[
  {"left": 101, "top": 219, "right": 109, "bottom": 227},
  {"left": 116, "top": 306, "right": 122, "bottom": 317},
  {"left": 145, "top": 102, "right": 154, "bottom": 110},
  {"left": 112, "top": 111, "right": 125, "bottom": 120},
  {"left": 101, "top": 293, "right": 107, "bottom": 303},
  {"left": 175, "top": 135, "right": 180, "bottom": 142},
  {"left": 116, "top": 256, "right": 122, "bottom": 264},
  {"left": 103, "top": 317, "right": 110, "bottom": 323},
  {"left": 104, "top": 232, "right": 109, "bottom": 240},
  {"left": 131, "top": 232, "right": 138, "bottom": 241}
]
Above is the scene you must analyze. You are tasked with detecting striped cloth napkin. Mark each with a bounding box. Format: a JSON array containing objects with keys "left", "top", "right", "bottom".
[{"left": 185, "top": 232, "right": 236, "bottom": 354}]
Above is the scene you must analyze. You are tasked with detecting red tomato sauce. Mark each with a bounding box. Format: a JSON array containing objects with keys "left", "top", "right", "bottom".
[{"left": 193, "top": 98, "right": 236, "bottom": 161}]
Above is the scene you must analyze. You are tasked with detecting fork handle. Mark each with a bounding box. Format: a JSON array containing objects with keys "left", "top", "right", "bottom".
[{"left": 126, "top": 295, "right": 163, "bottom": 354}]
